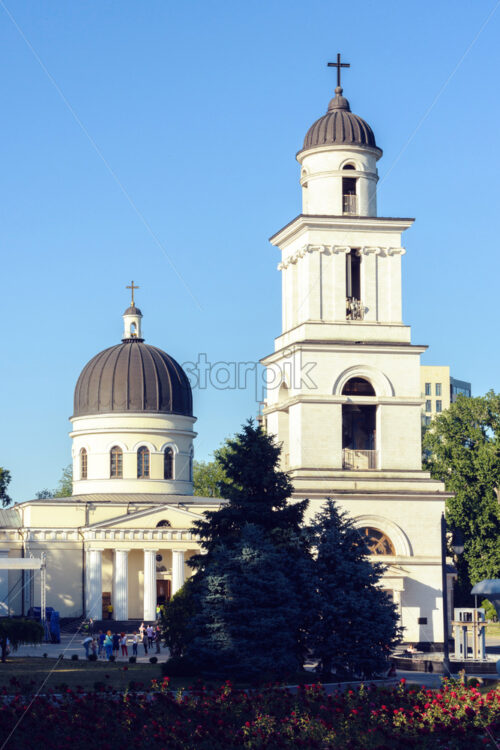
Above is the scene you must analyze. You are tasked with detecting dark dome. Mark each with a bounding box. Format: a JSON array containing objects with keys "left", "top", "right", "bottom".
[
  {"left": 124, "top": 305, "right": 142, "bottom": 316},
  {"left": 302, "top": 87, "right": 379, "bottom": 152},
  {"left": 73, "top": 340, "right": 193, "bottom": 418}
]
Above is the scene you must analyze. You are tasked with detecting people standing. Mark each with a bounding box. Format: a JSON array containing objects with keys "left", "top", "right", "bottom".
[
  {"left": 82, "top": 635, "right": 92, "bottom": 658},
  {"left": 143, "top": 635, "right": 148, "bottom": 656},
  {"left": 155, "top": 626, "right": 161, "bottom": 654},
  {"left": 112, "top": 632, "right": 120, "bottom": 657},
  {"left": 104, "top": 631, "right": 113, "bottom": 660},
  {"left": 97, "top": 630, "right": 104, "bottom": 658},
  {"left": 146, "top": 624, "right": 154, "bottom": 647},
  {"left": 120, "top": 633, "right": 128, "bottom": 657},
  {"left": 139, "top": 622, "right": 145, "bottom": 642},
  {"left": 91, "top": 638, "right": 98, "bottom": 658},
  {"left": 107, "top": 603, "right": 113, "bottom": 620},
  {"left": 132, "top": 632, "right": 138, "bottom": 657}
]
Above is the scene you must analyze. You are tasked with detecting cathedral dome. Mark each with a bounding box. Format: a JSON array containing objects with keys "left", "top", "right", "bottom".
[
  {"left": 73, "top": 329, "right": 193, "bottom": 418},
  {"left": 302, "top": 87, "right": 379, "bottom": 152}
]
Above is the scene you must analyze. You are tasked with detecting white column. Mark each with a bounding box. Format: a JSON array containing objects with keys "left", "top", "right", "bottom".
[
  {"left": 113, "top": 549, "right": 129, "bottom": 620},
  {"left": 0, "top": 551, "right": 9, "bottom": 616},
  {"left": 85, "top": 548, "right": 102, "bottom": 620},
  {"left": 143, "top": 549, "right": 157, "bottom": 621},
  {"left": 171, "top": 550, "right": 185, "bottom": 596}
]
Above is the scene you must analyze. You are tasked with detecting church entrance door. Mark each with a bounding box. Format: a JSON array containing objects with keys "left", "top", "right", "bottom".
[{"left": 156, "top": 579, "right": 171, "bottom": 606}]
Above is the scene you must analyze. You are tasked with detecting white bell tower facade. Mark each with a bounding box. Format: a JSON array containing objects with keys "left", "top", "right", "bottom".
[{"left": 262, "top": 60, "right": 450, "bottom": 646}]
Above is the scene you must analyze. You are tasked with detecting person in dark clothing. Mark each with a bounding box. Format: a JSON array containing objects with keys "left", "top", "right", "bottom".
[{"left": 112, "top": 632, "right": 120, "bottom": 657}]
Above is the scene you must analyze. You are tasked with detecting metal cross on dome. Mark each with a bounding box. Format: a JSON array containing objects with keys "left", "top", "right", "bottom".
[
  {"left": 328, "top": 53, "right": 350, "bottom": 88},
  {"left": 126, "top": 280, "right": 139, "bottom": 306}
]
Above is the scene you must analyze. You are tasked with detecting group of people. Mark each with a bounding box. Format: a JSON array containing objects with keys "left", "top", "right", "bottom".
[{"left": 82, "top": 623, "right": 163, "bottom": 660}]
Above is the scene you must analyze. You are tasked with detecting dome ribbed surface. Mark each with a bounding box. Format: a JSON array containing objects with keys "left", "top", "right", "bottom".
[
  {"left": 73, "top": 340, "right": 192, "bottom": 417},
  {"left": 302, "top": 87, "right": 378, "bottom": 151}
]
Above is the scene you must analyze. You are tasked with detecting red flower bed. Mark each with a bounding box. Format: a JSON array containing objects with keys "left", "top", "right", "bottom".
[{"left": 0, "top": 678, "right": 498, "bottom": 748}]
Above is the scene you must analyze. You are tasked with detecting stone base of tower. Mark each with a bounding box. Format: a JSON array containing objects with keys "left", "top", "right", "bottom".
[{"left": 290, "top": 472, "right": 452, "bottom": 646}]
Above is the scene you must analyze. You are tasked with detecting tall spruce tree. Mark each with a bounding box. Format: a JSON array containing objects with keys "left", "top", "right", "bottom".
[
  {"left": 187, "top": 525, "right": 303, "bottom": 680},
  {"left": 307, "top": 500, "right": 401, "bottom": 680},
  {"left": 186, "top": 420, "right": 311, "bottom": 679}
]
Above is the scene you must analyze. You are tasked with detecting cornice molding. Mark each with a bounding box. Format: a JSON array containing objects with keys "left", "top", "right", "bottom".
[{"left": 278, "top": 243, "right": 406, "bottom": 269}]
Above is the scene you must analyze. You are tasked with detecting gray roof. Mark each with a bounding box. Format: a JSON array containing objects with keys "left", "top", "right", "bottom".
[
  {"left": 20, "top": 493, "right": 224, "bottom": 506},
  {"left": 302, "top": 86, "right": 379, "bottom": 153},
  {"left": 124, "top": 306, "right": 142, "bottom": 316},
  {"left": 0, "top": 507, "right": 21, "bottom": 527},
  {"left": 73, "top": 340, "right": 193, "bottom": 418}
]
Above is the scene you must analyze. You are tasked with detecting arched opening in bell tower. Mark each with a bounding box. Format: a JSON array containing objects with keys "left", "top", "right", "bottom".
[
  {"left": 342, "top": 164, "right": 357, "bottom": 215},
  {"left": 346, "top": 250, "right": 363, "bottom": 319},
  {"left": 341, "top": 378, "right": 377, "bottom": 469}
]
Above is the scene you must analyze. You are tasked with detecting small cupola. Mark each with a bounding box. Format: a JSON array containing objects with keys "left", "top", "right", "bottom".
[{"left": 122, "top": 281, "right": 143, "bottom": 341}]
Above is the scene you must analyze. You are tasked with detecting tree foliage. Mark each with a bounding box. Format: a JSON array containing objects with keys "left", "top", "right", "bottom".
[
  {"left": 0, "top": 618, "right": 43, "bottom": 662},
  {"left": 35, "top": 464, "right": 73, "bottom": 500},
  {"left": 193, "top": 457, "right": 226, "bottom": 497},
  {"left": 187, "top": 525, "right": 303, "bottom": 681},
  {"left": 160, "top": 579, "right": 197, "bottom": 658},
  {"left": 0, "top": 469, "right": 12, "bottom": 508},
  {"left": 185, "top": 420, "right": 310, "bottom": 680},
  {"left": 307, "top": 500, "right": 401, "bottom": 679},
  {"left": 423, "top": 392, "right": 500, "bottom": 588}
]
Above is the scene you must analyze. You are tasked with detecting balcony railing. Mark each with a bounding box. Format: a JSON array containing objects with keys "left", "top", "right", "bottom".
[
  {"left": 346, "top": 296, "right": 364, "bottom": 320},
  {"left": 342, "top": 448, "right": 378, "bottom": 470},
  {"left": 343, "top": 194, "right": 357, "bottom": 215}
]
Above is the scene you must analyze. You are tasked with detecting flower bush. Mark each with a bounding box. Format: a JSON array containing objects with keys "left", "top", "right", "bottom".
[{"left": 0, "top": 677, "right": 497, "bottom": 748}]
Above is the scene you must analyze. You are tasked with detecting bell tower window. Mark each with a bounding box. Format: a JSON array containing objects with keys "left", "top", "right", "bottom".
[
  {"left": 346, "top": 250, "right": 363, "bottom": 319},
  {"left": 341, "top": 378, "right": 377, "bottom": 469},
  {"left": 342, "top": 164, "right": 357, "bottom": 215}
]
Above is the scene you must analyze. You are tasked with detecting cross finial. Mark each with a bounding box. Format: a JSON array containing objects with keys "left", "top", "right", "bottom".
[
  {"left": 126, "top": 280, "right": 139, "bottom": 306},
  {"left": 328, "top": 53, "right": 350, "bottom": 88}
]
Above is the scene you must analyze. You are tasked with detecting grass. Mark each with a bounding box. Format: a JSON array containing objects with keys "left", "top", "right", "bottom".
[{"left": 0, "top": 657, "right": 170, "bottom": 694}]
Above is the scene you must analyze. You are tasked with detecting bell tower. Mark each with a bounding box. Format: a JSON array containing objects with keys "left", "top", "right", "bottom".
[{"left": 261, "top": 59, "right": 449, "bottom": 646}]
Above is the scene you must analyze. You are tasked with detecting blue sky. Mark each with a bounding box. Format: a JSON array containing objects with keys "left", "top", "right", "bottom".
[{"left": 1, "top": 1, "right": 499, "bottom": 502}]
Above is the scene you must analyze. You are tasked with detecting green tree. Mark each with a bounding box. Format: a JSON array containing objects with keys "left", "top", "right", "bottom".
[
  {"left": 423, "top": 392, "right": 500, "bottom": 591},
  {"left": 53, "top": 464, "right": 73, "bottom": 497},
  {"left": 160, "top": 579, "right": 197, "bottom": 657},
  {"left": 35, "top": 489, "right": 54, "bottom": 499},
  {"left": 187, "top": 525, "right": 303, "bottom": 681},
  {"left": 186, "top": 420, "right": 311, "bottom": 679},
  {"left": 0, "top": 618, "right": 43, "bottom": 662},
  {"left": 307, "top": 500, "right": 401, "bottom": 680},
  {"left": 0, "top": 469, "right": 12, "bottom": 508},
  {"left": 193, "top": 457, "right": 226, "bottom": 497}
]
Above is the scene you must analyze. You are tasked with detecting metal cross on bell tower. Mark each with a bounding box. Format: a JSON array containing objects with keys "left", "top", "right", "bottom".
[
  {"left": 328, "top": 53, "right": 350, "bottom": 88},
  {"left": 126, "top": 280, "right": 139, "bottom": 307}
]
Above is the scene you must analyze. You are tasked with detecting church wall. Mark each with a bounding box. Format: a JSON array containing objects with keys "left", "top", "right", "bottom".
[
  {"left": 27, "top": 543, "right": 84, "bottom": 617},
  {"left": 378, "top": 405, "right": 423, "bottom": 470},
  {"left": 26, "top": 504, "right": 87, "bottom": 528}
]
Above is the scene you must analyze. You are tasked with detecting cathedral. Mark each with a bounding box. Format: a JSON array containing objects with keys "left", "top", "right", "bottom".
[{"left": 0, "top": 61, "right": 450, "bottom": 644}]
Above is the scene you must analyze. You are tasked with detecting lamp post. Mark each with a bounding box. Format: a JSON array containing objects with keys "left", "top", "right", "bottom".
[{"left": 441, "top": 513, "right": 465, "bottom": 676}]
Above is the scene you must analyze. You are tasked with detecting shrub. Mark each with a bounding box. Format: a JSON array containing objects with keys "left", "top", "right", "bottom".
[
  {"left": 71, "top": 654, "right": 79, "bottom": 661},
  {"left": 161, "top": 656, "right": 196, "bottom": 677},
  {"left": 129, "top": 656, "right": 136, "bottom": 664},
  {"left": 149, "top": 656, "right": 158, "bottom": 664}
]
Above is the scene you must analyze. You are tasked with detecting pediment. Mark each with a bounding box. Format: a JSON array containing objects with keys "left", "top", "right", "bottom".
[{"left": 86, "top": 503, "right": 206, "bottom": 531}]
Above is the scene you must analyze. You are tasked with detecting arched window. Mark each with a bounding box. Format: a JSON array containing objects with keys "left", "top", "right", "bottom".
[
  {"left": 130, "top": 322, "right": 137, "bottom": 337},
  {"left": 137, "top": 446, "right": 150, "bottom": 478},
  {"left": 80, "top": 448, "right": 88, "bottom": 480},
  {"left": 110, "top": 446, "right": 123, "bottom": 478},
  {"left": 342, "top": 377, "right": 376, "bottom": 396},
  {"left": 358, "top": 527, "right": 395, "bottom": 555},
  {"left": 156, "top": 520, "right": 171, "bottom": 528},
  {"left": 342, "top": 163, "right": 356, "bottom": 170},
  {"left": 164, "top": 447, "right": 174, "bottom": 480}
]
